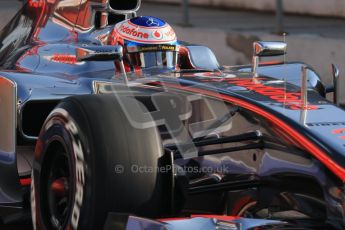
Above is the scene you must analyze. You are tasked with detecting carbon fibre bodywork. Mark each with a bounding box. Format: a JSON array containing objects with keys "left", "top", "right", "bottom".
[{"left": 0, "top": 0, "right": 345, "bottom": 229}]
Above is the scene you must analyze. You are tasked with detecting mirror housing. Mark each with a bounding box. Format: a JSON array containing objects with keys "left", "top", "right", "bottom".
[
  {"left": 108, "top": 0, "right": 141, "bottom": 15},
  {"left": 252, "top": 41, "right": 287, "bottom": 76},
  {"left": 76, "top": 45, "right": 128, "bottom": 84},
  {"left": 253, "top": 41, "right": 287, "bottom": 57},
  {"left": 76, "top": 45, "right": 123, "bottom": 62}
]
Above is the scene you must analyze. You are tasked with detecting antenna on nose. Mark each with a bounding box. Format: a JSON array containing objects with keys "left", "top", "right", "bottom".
[
  {"left": 283, "top": 33, "right": 287, "bottom": 64},
  {"left": 301, "top": 65, "right": 308, "bottom": 109},
  {"left": 282, "top": 33, "right": 287, "bottom": 102}
]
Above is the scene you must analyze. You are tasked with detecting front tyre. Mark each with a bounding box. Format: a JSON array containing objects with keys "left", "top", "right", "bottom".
[{"left": 31, "top": 95, "right": 171, "bottom": 230}]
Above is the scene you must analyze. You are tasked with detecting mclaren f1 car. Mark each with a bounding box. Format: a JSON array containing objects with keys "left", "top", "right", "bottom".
[{"left": 0, "top": 0, "right": 345, "bottom": 229}]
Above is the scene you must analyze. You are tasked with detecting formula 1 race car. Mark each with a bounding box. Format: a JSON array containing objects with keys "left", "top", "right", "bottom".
[{"left": 1, "top": 0, "right": 345, "bottom": 229}]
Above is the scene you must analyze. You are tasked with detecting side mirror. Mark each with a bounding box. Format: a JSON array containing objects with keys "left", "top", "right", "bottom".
[
  {"left": 76, "top": 45, "right": 123, "bottom": 62},
  {"left": 108, "top": 0, "right": 141, "bottom": 15},
  {"left": 252, "top": 41, "right": 287, "bottom": 76},
  {"left": 253, "top": 41, "right": 287, "bottom": 57},
  {"left": 76, "top": 45, "right": 129, "bottom": 84}
]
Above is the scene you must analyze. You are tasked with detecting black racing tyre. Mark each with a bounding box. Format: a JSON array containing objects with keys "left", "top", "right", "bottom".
[{"left": 31, "top": 94, "right": 173, "bottom": 230}]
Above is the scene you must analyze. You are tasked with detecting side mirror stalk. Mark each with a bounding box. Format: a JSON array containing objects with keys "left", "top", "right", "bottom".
[
  {"left": 118, "top": 58, "right": 128, "bottom": 85},
  {"left": 252, "top": 56, "right": 259, "bottom": 77},
  {"left": 252, "top": 41, "right": 287, "bottom": 77},
  {"left": 76, "top": 45, "right": 128, "bottom": 84}
]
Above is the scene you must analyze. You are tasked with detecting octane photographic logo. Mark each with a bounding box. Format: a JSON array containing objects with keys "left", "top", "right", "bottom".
[{"left": 109, "top": 80, "right": 232, "bottom": 159}]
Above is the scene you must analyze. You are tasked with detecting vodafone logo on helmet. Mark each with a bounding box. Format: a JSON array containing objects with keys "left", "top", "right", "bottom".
[
  {"left": 115, "top": 18, "right": 177, "bottom": 44},
  {"left": 119, "top": 25, "right": 149, "bottom": 39}
]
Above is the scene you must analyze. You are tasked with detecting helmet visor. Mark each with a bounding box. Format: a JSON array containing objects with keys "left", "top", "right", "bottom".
[
  {"left": 128, "top": 51, "right": 178, "bottom": 69},
  {"left": 126, "top": 44, "right": 179, "bottom": 70}
]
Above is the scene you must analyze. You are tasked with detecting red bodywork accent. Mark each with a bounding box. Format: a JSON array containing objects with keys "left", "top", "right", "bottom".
[
  {"left": 332, "top": 128, "right": 345, "bottom": 135},
  {"left": 201, "top": 77, "right": 319, "bottom": 110},
  {"left": 259, "top": 61, "right": 284, "bottom": 66},
  {"left": 20, "top": 178, "right": 32, "bottom": 186},
  {"left": 270, "top": 125, "right": 304, "bottom": 149},
  {"left": 331, "top": 128, "right": 345, "bottom": 140},
  {"left": 155, "top": 82, "right": 345, "bottom": 181},
  {"left": 51, "top": 54, "right": 78, "bottom": 65},
  {"left": 28, "top": 0, "right": 45, "bottom": 8},
  {"left": 230, "top": 196, "right": 254, "bottom": 216},
  {"left": 289, "top": 104, "right": 319, "bottom": 110},
  {"left": 158, "top": 217, "right": 190, "bottom": 222}
]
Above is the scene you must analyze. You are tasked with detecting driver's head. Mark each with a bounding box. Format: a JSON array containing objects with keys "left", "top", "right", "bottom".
[{"left": 111, "top": 16, "right": 179, "bottom": 72}]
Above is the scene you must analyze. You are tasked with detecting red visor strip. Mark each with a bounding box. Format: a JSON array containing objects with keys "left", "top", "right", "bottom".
[{"left": 154, "top": 82, "right": 345, "bottom": 182}]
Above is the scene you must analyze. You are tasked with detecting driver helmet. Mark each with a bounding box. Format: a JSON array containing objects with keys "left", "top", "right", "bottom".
[{"left": 111, "top": 16, "right": 179, "bottom": 73}]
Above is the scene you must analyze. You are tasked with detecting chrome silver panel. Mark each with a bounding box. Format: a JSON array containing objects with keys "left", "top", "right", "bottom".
[
  {"left": 0, "top": 76, "right": 16, "bottom": 154},
  {"left": 253, "top": 41, "right": 287, "bottom": 57}
]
